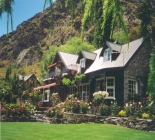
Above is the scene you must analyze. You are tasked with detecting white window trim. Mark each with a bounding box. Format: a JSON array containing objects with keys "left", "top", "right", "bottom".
[
  {"left": 95, "top": 78, "right": 104, "bottom": 91},
  {"left": 128, "top": 79, "right": 138, "bottom": 94},
  {"left": 78, "top": 82, "right": 90, "bottom": 101},
  {"left": 106, "top": 77, "right": 115, "bottom": 99},
  {"left": 80, "top": 58, "right": 86, "bottom": 68},
  {"left": 43, "top": 90, "right": 50, "bottom": 102},
  {"left": 104, "top": 48, "right": 111, "bottom": 62}
]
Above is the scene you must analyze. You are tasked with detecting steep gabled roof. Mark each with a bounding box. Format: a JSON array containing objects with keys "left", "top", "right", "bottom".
[
  {"left": 106, "top": 41, "right": 122, "bottom": 52},
  {"left": 19, "top": 74, "right": 39, "bottom": 82},
  {"left": 58, "top": 51, "right": 78, "bottom": 69},
  {"left": 47, "top": 51, "right": 78, "bottom": 70},
  {"left": 77, "top": 50, "right": 97, "bottom": 63},
  {"left": 85, "top": 37, "right": 144, "bottom": 74},
  {"left": 81, "top": 51, "right": 97, "bottom": 60}
]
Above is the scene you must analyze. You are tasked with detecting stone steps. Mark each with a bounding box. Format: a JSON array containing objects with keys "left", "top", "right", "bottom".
[{"left": 30, "top": 107, "right": 50, "bottom": 122}]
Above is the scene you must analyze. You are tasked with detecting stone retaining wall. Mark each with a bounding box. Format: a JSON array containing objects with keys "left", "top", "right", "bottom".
[
  {"left": 44, "top": 113, "right": 155, "bottom": 132},
  {"left": 0, "top": 115, "right": 37, "bottom": 122},
  {"left": 1, "top": 113, "right": 155, "bottom": 132}
]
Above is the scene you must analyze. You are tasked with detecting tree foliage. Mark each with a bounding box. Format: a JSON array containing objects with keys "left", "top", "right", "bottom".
[
  {"left": 81, "top": 0, "right": 128, "bottom": 46},
  {"left": 112, "top": 30, "right": 128, "bottom": 45},
  {"left": 147, "top": 46, "right": 155, "bottom": 102},
  {"left": 0, "top": 0, "right": 14, "bottom": 34},
  {"left": 137, "top": 0, "right": 154, "bottom": 36},
  {"left": 40, "top": 37, "right": 95, "bottom": 81},
  {"left": 62, "top": 74, "right": 86, "bottom": 86}
]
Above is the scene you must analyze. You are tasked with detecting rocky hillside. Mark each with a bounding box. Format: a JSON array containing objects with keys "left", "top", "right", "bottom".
[
  {"left": 0, "top": 1, "right": 80, "bottom": 63},
  {"left": 0, "top": 0, "right": 154, "bottom": 77}
]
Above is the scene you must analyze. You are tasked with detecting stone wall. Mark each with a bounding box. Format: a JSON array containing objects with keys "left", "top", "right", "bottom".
[
  {"left": 1, "top": 113, "right": 155, "bottom": 132},
  {"left": 0, "top": 115, "right": 37, "bottom": 122},
  {"left": 44, "top": 113, "right": 155, "bottom": 132},
  {"left": 124, "top": 40, "right": 152, "bottom": 101}
]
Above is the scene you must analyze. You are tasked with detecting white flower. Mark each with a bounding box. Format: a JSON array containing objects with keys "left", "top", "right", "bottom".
[{"left": 93, "top": 91, "right": 109, "bottom": 98}]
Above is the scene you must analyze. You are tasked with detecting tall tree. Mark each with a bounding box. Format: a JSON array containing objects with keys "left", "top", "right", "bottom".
[
  {"left": 0, "top": 0, "right": 14, "bottom": 34},
  {"left": 147, "top": 46, "right": 155, "bottom": 103},
  {"left": 81, "top": 0, "right": 128, "bottom": 46},
  {"left": 138, "top": 0, "right": 155, "bottom": 102},
  {"left": 137, "top": 0, "right": 154, "bottom": 36},
  {"left": 43, "top": 0, "right": 55, "bottom": 35},
  {"left": 93, "top": 0, "right": 112, "bottom": 48}
]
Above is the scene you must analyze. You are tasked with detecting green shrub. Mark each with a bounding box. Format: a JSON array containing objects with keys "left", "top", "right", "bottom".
[
  {"left": 124, "top": 106, "right": 133, "bottom": 117},
  {"left": 51, "top": 93, "right": 61, "bottom": 106},
  {"left": 80, "top": 100, "right": 88, "bottom": 114},
  {"left": 46, "top": 102, "right": 64, "bottom": 118},
  {"left": 110, "top": 102, "right": 120, "bottom": 116},
  {"left": 99, "top": 104, "right": 110, "bottom": 116},
  {"left": 46, "top": 108, "right": 55, "bottom": 117}
]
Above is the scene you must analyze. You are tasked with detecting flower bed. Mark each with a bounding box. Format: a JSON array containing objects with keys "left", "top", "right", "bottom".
[
  {"left": 1, "top": 103, "right": 36, "bottom": 117},
  {"left": 46, "top": 94, "right": 89, "bottom": 118}
]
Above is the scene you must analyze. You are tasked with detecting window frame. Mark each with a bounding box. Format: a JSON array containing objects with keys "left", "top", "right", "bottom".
[
  {"left": 69, "top": 86, "right": 76, "bottom": 94},
  {"left": 43, "top": 90, "right": 50, "bottom": 102},
  {"left": 95, "top": 78, "right": 105, "bottom": 91},
  {"left": 78, "top": 82, "right": 90, "bottom": 101},
  {"left": 106, "top": 77, "right": 115, "bottom": 99},
  {"left": 128, "top": 79, "right": 138, "bottom": 94},
  {"left": 104, "top": 48, "right": 111, "bottom": 62},
  {"left": 80, "top": 58, "right": 86, "bottom": 68}
]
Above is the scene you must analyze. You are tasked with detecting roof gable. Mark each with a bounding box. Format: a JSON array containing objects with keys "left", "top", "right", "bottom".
[
  {"left": 47, "top": 51, "right": 78, "bottom": 70},
  {"left": 85, "top": 37, "right": 144, "bottom": 74},
  {"left": 58, "top": 51, "right": 78, "bottom": 68},
  {"left": 19, "top": 74, "right": 39, "bottom": 82},
  {"left": 77, "top": 51, "right": 97, "bottom": 63},
  {"left": 106, "top": 41, "right": 122, "bottom": 52}
]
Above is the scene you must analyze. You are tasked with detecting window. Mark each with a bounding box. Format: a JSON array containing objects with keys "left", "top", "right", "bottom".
[
  {"left": 43, "top": 90, "right": 50, "bottom": 102},
  {"left": 104, "top": 48, "right": 111, "bottom": 62},
  {"left": 69, "top": 86, "right": 76, "bottom": 94},
  {"left": 95, "top": 78, "right": 105, "bottom": 91},
  {"left": 128, "top": 80, "right": 138, "bottom": 94},
  {"left": 78, "top": 83, "right": 89, "bottom": 101},
  {"left": 80, "top": 58, "right": 86, "bottom": 68},
  {"left": 106, "top": 77, "right": 115, "bottom": 98}
]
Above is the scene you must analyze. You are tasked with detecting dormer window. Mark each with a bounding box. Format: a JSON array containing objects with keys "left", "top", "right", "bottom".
[
  {"left": 104, "top": 48, "right": 111, "bottom": 62},
  {"left": 80, "top": 58, "right": 86, "bottom": 68}
]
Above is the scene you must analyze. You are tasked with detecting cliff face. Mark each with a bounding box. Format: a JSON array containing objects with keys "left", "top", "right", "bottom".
[{"left": 0, "top": 1, "right": 154, "bottom": 67}]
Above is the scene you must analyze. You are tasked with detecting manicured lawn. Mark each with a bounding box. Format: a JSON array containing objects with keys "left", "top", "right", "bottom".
[{"left": 1, "top": 122, "right": 154, "bottom": 140}]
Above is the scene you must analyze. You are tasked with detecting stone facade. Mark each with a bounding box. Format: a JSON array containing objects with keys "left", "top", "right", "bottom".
[{"left": 124, "top": 40, "right": 152, "bottom": 101}]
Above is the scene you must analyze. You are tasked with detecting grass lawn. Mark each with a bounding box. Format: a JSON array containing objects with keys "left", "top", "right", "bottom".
[{"left": 1, "top": 122, "right": 154, "bottom": 140}]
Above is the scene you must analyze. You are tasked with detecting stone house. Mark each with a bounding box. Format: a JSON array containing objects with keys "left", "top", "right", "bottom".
[
  {"left": 34, "top": 51, "right": 79, "bottom": 106},
  {"left": 34, "top": 37, "right": 152, "bottom": 106},
  {"left": 83, "top": 37, "right": 152, "bottom": 106}
]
